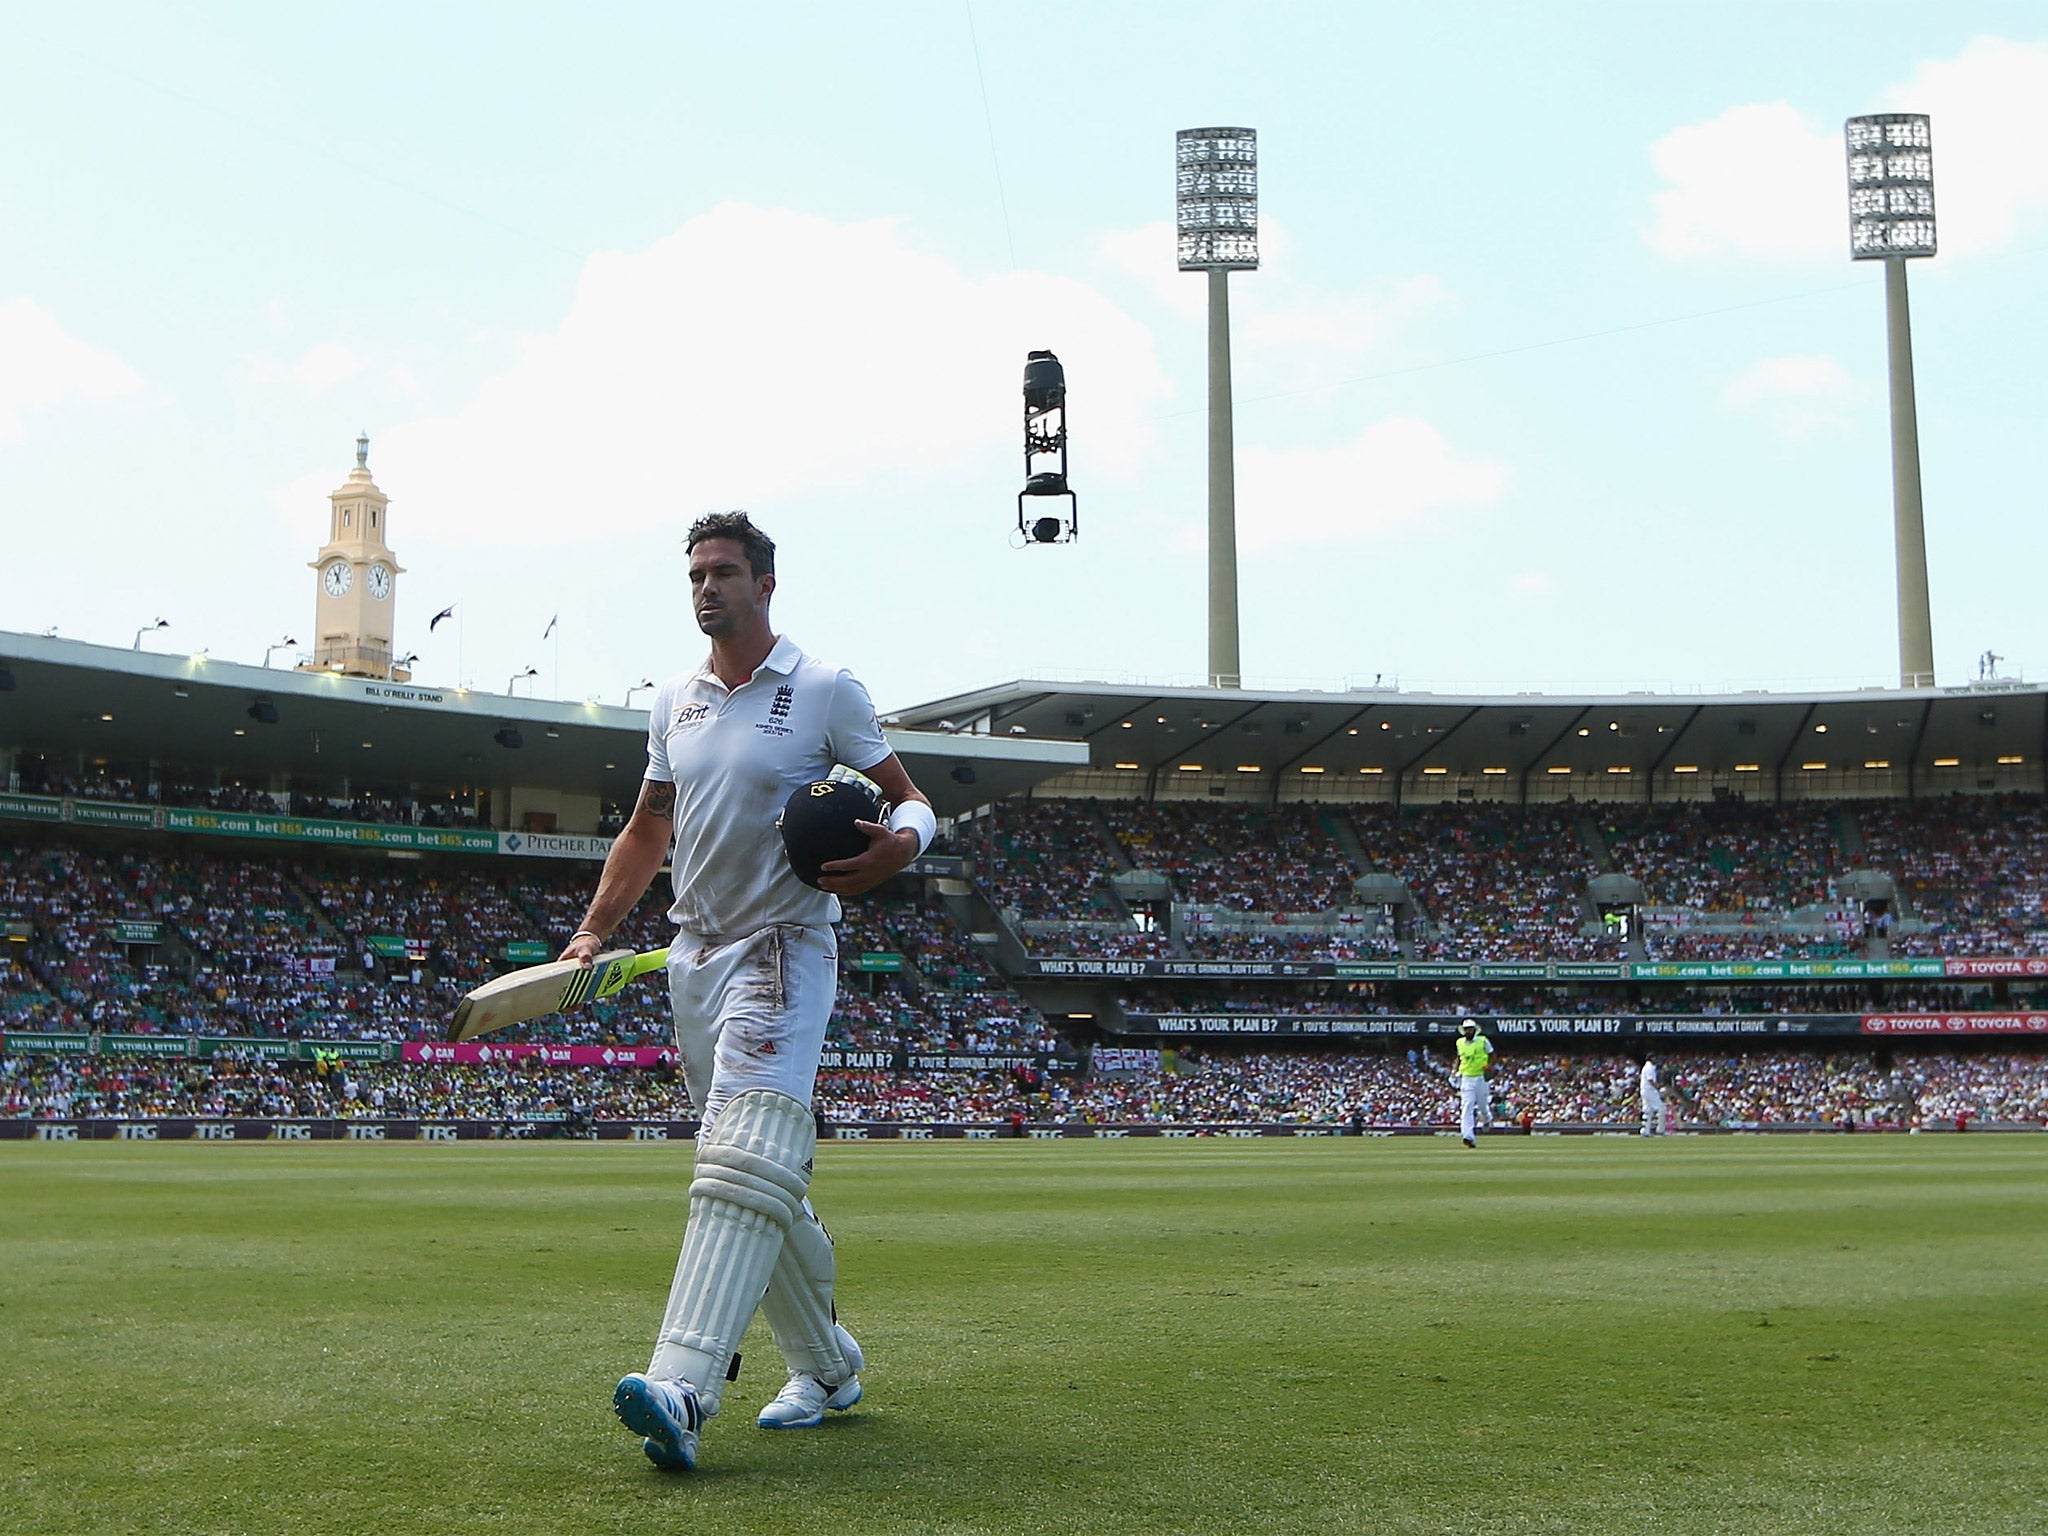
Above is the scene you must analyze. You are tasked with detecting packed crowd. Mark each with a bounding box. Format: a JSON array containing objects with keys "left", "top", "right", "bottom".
[
  {"left": 0, "top": 1054, "right": 679, "bottom": 1122},
  {"left": 17, "top": 783, "right": 2048, "bottom": 966},
  {"left": 1352, "top": 803, "right": 1600, "bottom": 959},
  {"left": 11, "top": 759, "right": 483, "bottom": 828},
  {"left": 1111, "top": 981, "right": 2024, "bottom": 1017},
  {"left": 8, "top": 1047, "right": 2043, "bottom": 1128},
  {"left": 974, "top": 801, "right": 1124, "bottom": 920},
  {"left": 967, "top": 791, "right": 2048, "bottom": 962},
  {"left": 0, "top": 835, "right": 1053, "bottom": 1054},
  {"left": 2, "top": 841, "right": 170, "bottom": 1032},
  {"left": 1860, "top": 794, "right": 2048, "bottom": 956},
  {"left": 1180, "top": 919, "right": 1399, "bottom": 961},
  {"left": 1599, "top": 801, "right": 1844, "bottom": 913},
  {"left": 6, "top": 786, "right": 2048, "bottom": 1062},
  {"left": 825, "top": 1045, "right": 2048, "bottom": 1127},
  {"left": 1021, "top": 921, "right": 1178, "bottom": 958},
  {"left": 1098, "top": 801, "right": 1359, "bottom": 913}
]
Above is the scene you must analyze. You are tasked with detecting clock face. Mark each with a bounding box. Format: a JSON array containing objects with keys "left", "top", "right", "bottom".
[
  {"left": 368, "top": 562, "right": 393, "bottom": 601},
  {"left": 323, "top": 559, "right": 353, "bottom": 598}
]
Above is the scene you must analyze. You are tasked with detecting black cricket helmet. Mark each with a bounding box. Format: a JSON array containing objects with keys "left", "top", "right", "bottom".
[{"left": 778, "top": 769, "right": 883, "bottom": 889}]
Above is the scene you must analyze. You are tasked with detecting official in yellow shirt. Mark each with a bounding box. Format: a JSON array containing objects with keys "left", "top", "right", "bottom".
[{"left": 1454, "top": 1019, "right": 1493, "bottom": 1148}]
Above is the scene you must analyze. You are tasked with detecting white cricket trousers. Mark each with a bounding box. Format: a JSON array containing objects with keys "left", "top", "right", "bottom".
[
  {"left": 1458, "top": 1075, "right": 1489, "bottom": 1140},
  {"left": 1640, "top": 1085, "right": 1666, "bottom": 1135},
  {"left": 666, "top": 922, "right": 838, "bottom": 1132}
]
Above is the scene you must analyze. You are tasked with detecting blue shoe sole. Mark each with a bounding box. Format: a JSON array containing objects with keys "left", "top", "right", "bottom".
[{"left": 614, "top": 1376, "right": 697, "bottom": 1471}]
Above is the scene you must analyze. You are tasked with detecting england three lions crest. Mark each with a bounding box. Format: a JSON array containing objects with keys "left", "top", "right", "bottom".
[{"left": 755, "top": 684, "right": 795, "bottom": 737}]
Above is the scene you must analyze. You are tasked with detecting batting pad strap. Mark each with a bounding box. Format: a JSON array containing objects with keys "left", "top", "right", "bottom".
[
  {"left": 886, "top": 798, "right": 937, "bottom": 855},
  {"left": 688, "top": 1143, "right": 811, "bottom": 1223},
  {"left": 647, "top": 1090, "right": 817, "bottom": 1416}
]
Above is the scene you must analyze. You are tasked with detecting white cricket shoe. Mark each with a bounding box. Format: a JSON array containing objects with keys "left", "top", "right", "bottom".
[
  {"left": 757, "top": 1325, "right": 865, "bottom": 1429},
  {"left": 614, "top": 1373, "right": 703, "bottom": 1471}
]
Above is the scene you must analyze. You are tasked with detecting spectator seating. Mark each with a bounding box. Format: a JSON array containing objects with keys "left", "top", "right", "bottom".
[{"left": 9, "top": 1048, "right": 2043, "bottom": 1128}]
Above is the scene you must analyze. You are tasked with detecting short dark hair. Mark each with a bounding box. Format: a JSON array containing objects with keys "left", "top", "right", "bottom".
[{"left": 687, "top": 510, "right": 776, "bottom": 579}]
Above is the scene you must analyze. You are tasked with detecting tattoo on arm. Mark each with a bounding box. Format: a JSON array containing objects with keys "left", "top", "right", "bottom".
[{"left": 639, "top": 780, "right": 677, "bottom": 821}]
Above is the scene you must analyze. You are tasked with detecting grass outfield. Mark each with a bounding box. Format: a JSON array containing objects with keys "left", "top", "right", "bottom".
[{"left": 2, "top": 1137, "right": 2044, "bottom": 1536}]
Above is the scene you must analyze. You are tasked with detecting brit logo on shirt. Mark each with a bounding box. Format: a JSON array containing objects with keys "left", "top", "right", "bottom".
[
  {"left": 673, "top": 702, "right": 712, "bottom": 730},
  {"left": 756, "top": 684, "right": 795, "bottom": 737}
]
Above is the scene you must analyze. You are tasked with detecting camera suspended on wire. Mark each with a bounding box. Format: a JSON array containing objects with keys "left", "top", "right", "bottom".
[{"left": 1016, "top": 349, "right": 1076, "bottom": 545}]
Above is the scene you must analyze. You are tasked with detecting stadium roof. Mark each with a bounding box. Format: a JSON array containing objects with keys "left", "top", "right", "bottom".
[
  {"left": 7, "top": 634, "right": 2044, "bottom": 812},
  {"left": 894, "top": 677, "right": 2048, "bottom": 797},
  {"left": 0, "top": 633, "right": 1085, "bottom": 820}
]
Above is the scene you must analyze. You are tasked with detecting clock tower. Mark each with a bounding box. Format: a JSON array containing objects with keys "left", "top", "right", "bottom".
[{"left": 300, "top": 433, "right": 407, "bottom": 680}]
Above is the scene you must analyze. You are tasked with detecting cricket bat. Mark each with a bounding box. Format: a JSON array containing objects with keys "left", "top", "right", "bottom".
[{"left": 447, "top": 948, "right": 671, "bottom": 1043}]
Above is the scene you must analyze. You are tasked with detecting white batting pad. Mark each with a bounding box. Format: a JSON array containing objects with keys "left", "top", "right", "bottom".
[
  {"left": 646, "top": 1089, "right": 815, "bottom": 1416},
  {"left": 758, "top": 1200, "right": 858, "bottom": 1384}
]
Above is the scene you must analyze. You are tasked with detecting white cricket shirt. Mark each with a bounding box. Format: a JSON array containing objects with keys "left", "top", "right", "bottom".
[{"left": 644, "top": 634, "right": 890, "bottom": 940}]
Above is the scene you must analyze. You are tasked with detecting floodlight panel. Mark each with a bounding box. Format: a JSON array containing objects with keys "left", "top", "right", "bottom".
[
  {"left": 1176, "top": 126, "right": 1259, "bottom": 270},
  {"left": 1845, "top": 113, "right": 1936, "bottom": 259}
]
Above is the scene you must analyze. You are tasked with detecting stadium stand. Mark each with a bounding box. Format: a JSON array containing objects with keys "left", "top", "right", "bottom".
[
  {"left": 1859, "top": 793, "right": 2048, "bottom": 956},
  {"left": 6, "top": 789, "right": 2048, "bottom": 1134},
  {"left": 8, "top": 1048, "right": 2042, "bottom": 1128},
  {"left": 1352, "top": 803, "right": 1602, "bottom": 960},
  {"left": 1099, "top": 800, "right": 1358, "bottom": 913}
]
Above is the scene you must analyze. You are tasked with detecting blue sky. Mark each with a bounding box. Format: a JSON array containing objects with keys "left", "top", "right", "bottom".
[{"left": 3, "top": 3, "right": 2044, "bottom": 712}]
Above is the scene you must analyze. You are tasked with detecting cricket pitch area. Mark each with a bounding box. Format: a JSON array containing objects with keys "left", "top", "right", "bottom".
[{"left": 3, "top": 1136, "right": 2043, "bottom": 1536}]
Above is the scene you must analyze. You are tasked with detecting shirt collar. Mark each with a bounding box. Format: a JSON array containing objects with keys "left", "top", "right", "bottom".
[
  {"left": 756, "top": 634, "right": 802, "bottom": 677},
  {"left": 689, "top": 634, "right": 802, "bottom": 692}
]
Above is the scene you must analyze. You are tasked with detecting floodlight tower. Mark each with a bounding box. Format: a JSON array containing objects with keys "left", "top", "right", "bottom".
[
  {"left": 1845, "top": 113, "right": 1938, "bottom": 689},
  {"left": 1177, "top": 127, "right": 1258, "bottom": 690}
]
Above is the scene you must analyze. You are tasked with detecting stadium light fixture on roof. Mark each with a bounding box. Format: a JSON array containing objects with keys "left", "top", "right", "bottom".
[{"left": 1846, "top": 114, "right": 1936, "bottom": 259}]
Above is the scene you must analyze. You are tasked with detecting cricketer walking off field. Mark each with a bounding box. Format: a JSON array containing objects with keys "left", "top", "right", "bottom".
[{"left": 558, "top": 512, "right": 935, "bottom": 1473}]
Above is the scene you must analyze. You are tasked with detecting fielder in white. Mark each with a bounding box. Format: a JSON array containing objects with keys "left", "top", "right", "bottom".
[
  {"left": 1454, "top": 1019, "right": 1493, "bottom": 1147},
  {"left": 1638, "top": 1055, "right": 1668, "bottom": 1136},
  {"left": 559, "top": 511, "right": 934, "bottom": 1472}
]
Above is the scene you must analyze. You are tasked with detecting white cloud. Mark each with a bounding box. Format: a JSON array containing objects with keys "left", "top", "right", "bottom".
[
  {"left": 1646, "top": 37, "right": 2048, "bottom": 264},
  {"left": 252, "top": 342, "right": 366, "bottom": 394},
  {"left": 0, "top": 299, "right": 144, "bottom": 443},
  {"left": 1234, "top": 415, "right": 1507, "bottom": 551},
  {"left": 1722, "top": 353, "right": 1854, "bottom": 438},
  {"left": 1880, "top": 37, "right": 2048, "bottom": 257},
  {"left": 1097, "top": 220, "right": 1192, "bottom": 312},
  {"left": 1644, "top": 102, "right": 1840, "bottom": 263},
  {"left": 1509, "top": 571, "right": 1555, "bottom": 596},
  {"left": 334, "top": 203, "right": 1170, "bottom": 544}
]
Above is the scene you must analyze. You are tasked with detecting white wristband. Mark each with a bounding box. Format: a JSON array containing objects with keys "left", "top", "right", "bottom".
[{"left": 886, "top": 799, "right": 937, "bottom": 856}]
